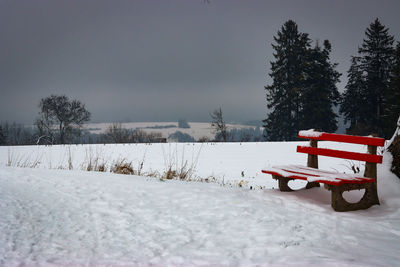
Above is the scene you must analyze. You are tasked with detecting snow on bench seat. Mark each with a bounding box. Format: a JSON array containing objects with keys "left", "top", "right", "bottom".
[{"left": 262, "top": 165, "right": 375, "bottom": 186}]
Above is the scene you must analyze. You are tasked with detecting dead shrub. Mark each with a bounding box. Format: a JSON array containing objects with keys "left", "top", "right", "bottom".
[
  {"left": 164, "top": 166, "right": 177, "bottom": 179},
  {"left": 111, "top": 160, "right": 135, "bottom": 175},
  {"left": 82, "top": 147, "right": 107, "bottom": 172},
  {"left": 177, "top": 160, "right": 191, "bottom": 180},
  {"left": 86, "top": 161, "right": 93, "bottom": 171},
  {"left": 85, "top": 158, "right": 106, "bottom": 172},
  {"left": 161, "top": 144, "right": 202, "bottom": 181},
  {"left": 96, "top": 163, "right": 107, "bottom": 172}
]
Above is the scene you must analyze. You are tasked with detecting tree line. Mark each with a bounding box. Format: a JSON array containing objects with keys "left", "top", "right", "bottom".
[
  {"left": 0, "top": 95, "right": 166, "bottom": 146},
  {"left": 0, "top": 120, "right": 167, "bottom": 146},
  {"left": 263, "top": 19, "right": 400, "bottom": 140}
]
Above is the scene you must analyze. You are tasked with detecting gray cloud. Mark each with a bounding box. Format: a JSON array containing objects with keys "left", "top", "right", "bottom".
[{"left": 1, "top": 0, "right": 400, "bottom": 124}]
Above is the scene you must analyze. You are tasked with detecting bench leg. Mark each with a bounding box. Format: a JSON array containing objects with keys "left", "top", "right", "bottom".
[
  {"left": 272, "top": 175, "right": 293, "bottom": 192},
  {"left": 326, "top": 183, "right": 380, "bottom": 212},
  {"left": 305, "top": 181, "right": 320, "bottom": 189},
  {"left": 273, "top": 175, "right": 320, "bottom": 191}
]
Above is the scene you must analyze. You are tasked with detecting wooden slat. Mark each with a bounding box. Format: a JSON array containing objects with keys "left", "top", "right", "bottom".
[
  {"left": 297, "top": 146, "right": 383, "bottom": 163},
  {"left": 261, "top": 168, "right": 375, "bottom": 186},
  {"left": 298, "top": 131, "right": 385, "bottom": 147}
]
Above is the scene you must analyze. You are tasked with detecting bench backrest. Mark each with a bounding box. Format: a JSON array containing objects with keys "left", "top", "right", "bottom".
[{"left": 297, "top": 129, "right": 385, "bottom": 164}]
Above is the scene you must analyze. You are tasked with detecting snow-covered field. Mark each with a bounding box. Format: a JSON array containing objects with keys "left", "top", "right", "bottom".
[
  {"left": 84, "top": 121, "right": 255, "bottom": 140},
  {"left": 0, "top": 141, "right": 377, "bottom": 188},
  {"left": 1, "top": 142, "right": 400, "bottom": 265}
]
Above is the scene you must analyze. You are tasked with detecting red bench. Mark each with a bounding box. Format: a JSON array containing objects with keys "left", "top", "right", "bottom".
[{"left": 262, "top": 130, "right": 385, "bottom": 212}]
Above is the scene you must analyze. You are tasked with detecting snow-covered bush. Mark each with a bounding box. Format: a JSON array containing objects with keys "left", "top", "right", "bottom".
[
  {"left": 389, "top": 135, "right": 400, "bottom": 179},
  {"left": 388, "top": 116, "right": 400, "bottom": 179}
]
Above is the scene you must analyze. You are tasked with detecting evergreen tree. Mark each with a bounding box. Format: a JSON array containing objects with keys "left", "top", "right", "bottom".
[
  {"left": 358, "top": 18, "right": 394, "bottom": 136},
  {"left": 384, "top": 42, "right": 400, "bottom": 137},
  {"left": 341, "top": 18, "right": 395, "bottom": 136},
  {"left": 300, "top": 40, "right": 341, "bottom": 132},
  {"left": 263, "top": 20, "right": 311, "bottom": 141},
  {"left": 0, "top": 125, "right": 6, "bottom": 145},
  {"left": 340, "top": 57, "right": 368, "bottom": 134}
]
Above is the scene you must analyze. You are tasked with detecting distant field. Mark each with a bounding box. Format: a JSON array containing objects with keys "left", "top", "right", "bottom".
[{"left": 84, "top": 122, "right": 256, "bottom": 140}]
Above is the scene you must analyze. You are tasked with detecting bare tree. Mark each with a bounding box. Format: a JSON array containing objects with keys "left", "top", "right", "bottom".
[
  {"left": 210, "top": 107, "right": 228, "bottom": 142},
  {"left": 35, "top": 115, "right": 54, "bottom": 145},
  {"left": 104, "top": 123, "right": 131, "bottom": 143},
  {"left": 36, "top": 95, "right": 91, "bottom": 144}
]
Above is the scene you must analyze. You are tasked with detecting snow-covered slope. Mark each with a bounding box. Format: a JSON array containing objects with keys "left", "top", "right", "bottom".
[{"left": 1, "top": 142, "right": 400, "bottom": 265}]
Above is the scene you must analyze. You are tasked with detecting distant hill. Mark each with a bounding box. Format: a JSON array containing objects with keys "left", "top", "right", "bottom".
[
  {"left": 83, "top": 122, "right": 255, "bottom": 141},
  {"left": 241, "top": 120, "right": 263, "bottom": 127}
]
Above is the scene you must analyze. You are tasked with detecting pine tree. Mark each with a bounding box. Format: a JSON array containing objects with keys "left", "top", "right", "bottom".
[
  {"left": 358, "top": 18, "right": 395, "bottom": 136},
  {"left": 340, "top": 57, "right": 368, "bottom": 134},
  {"left": 300, "top": 40, "right": 341, "bottom": 132},
  {"left": 384, "top": 42, "right": 400, "bottom": 137},
  {"left": 263, "top": 20, "right": 311, "bottom": 141},
  {"left": 341, "top": 18, "right": 395, "bottom": 136},
  {"left": 0, "top": 125, "right": 5, "bottom": 145}
]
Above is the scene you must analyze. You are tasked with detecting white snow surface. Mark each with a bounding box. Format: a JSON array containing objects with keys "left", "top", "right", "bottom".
[
  {"left": 1, "top": 142, "right": 400, "bottom": 265},
  {"left": 298, "top": 129, "right": 322, "bottom": 138}
]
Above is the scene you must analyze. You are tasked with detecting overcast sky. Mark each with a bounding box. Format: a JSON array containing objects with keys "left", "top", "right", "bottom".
[{"left": 1, "top": 0, "right": 400, "bottom": 124}]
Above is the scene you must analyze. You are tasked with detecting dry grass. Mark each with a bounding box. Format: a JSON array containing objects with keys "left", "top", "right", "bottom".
[
  {"left": 162, "top": 161, "right": 194, "bottom": 180},
  {"left": 163, "top": 166, "right": 177, "bottom": 180},
  {"left": 96, "top": 163, "right": 107, "bottom": 172},
  {"left": 238, "top": 180, "right": 249, "bottom": 188},
  {"left": 146, "top": 170, "right": 161, "bottom": 178},
  {"left": 85, "top": 158, "right": 107, "bottom": 172},
  {"left": 81, "top": 147, "right": 107, "bottom": 172},
  {"left": 68, "top": 147, "right": 73, "bottom": 170},
  {"left": 7, "top": 148, "right": 42, "bottom": 168},
  {"left": 161, "top": 144, "right": 202, "bottom": 181},
  {"left": 110, "top": 160, "right": 135, "bottom": 175},
  {"left": 4, "top": 144, "right": 255, "bottom": 189}
]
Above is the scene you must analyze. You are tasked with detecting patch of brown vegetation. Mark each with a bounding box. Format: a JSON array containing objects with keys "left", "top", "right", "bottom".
[
  {"left": 111, "top": 160, "right": 135, "bottom": 175},
  {"left": 96, "top": 163, "right": 106, "bottom": 172},
  {"left": 164, "top": 167, "right": 177, "bottom": 180}
]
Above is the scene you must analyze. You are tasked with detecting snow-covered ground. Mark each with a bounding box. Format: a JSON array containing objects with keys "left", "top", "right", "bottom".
[
  {"left": 0, "top": 141, "right": 377, "bottom": 188},
  {"left": 1, "top": 142, "right": 400, "bottom": 265},
  {"left": 84, "top": 121, "right": 255, "bottom": 140}
]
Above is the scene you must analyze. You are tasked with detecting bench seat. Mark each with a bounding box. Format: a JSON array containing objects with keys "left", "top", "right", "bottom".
[{"left": 262, "top": 165, "right": 375, "bottom": 186}]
